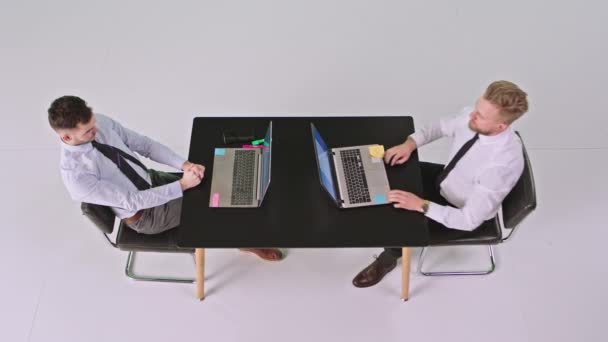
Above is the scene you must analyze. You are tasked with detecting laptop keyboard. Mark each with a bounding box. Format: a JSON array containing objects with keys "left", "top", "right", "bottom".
[
  {"left": 231, "top": 150, "right": 257, "bottom": 205},
  {"left": 339, "top": 149, "right": 371, "bottom": 204}
]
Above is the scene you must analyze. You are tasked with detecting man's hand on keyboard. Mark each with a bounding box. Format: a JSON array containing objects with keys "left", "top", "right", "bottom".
[
  {"left": 384, "top": 137, "right": 417, "bottom": 166},
  {"left": 388, "top": 190, "right": 425, "bottom": 213}
]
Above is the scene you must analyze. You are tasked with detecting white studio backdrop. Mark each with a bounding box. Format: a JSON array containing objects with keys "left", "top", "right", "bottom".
[{"left": 0, "top": 0, "right": 606, "bottom": 154}]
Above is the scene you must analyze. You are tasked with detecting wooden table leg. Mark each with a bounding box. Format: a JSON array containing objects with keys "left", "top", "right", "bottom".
[
  {"left": 401, "top": 247, "right": 412, "bottom": 301},
  {"left": 195, "top": 248, "right": 205, "bottom": 300}
]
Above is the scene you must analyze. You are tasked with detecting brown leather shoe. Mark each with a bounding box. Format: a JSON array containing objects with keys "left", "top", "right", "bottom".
[
  {"left": 239, "top": 248, "right": 284, "bottom": 261},
  {"left": 352, "top": 251, "right": 398, "bottom": 288}
]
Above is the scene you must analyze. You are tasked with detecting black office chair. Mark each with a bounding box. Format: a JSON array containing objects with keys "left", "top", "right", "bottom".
[
  {"left": 81, "top": 193, "right": 195, "bottom": 284},
  {"left": 417, "top": 132, "right": 537, "bottom": 276}
]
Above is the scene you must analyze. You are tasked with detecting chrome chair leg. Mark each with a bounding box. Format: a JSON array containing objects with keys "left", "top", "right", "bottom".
[
  {"left": 417, "top": 245, "right": 496, "bottom": 276},
  {"left": 125, "top": 251, "right": 196, "bottom": 283}
]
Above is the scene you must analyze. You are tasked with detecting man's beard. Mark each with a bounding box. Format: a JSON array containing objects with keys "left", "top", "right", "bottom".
[{"left": 468, "top": 120, "right": 490, "bottom": 135}]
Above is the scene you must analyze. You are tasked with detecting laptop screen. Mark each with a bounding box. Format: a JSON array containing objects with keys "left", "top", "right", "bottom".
[
  {"left": 259, "top": 121, "right": 272, "bottom": 200},
  {"left": 311, "top": 124, "right": 338, "bottom": 202}
]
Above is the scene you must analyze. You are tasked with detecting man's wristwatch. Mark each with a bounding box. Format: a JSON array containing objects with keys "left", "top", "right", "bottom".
[{"left": 421, "top": 200, "right": 430, "bottom": 214}]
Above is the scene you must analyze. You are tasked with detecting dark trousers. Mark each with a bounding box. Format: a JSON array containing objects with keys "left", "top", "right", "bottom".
[
  {"left": 127, "top": 170, "right": 182, "bottom": 235},
  {"left": 149, "top": 169, "right": 181, "bottom": 188},
  {"left": 385, "top": 162, "right": 470, "bottom": 258}
]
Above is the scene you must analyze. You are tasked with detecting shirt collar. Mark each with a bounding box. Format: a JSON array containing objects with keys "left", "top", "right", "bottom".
[
  {"left": 478, "top": 126, "right": 512, "bottom": 145},
  {"left": 60, "top": 138, "right": 94, "bottom": 153}
]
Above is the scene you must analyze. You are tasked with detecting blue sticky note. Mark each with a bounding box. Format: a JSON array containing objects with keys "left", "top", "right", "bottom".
[
  {"left": 215, "top": 148, "right": 226, "bottom": 156},
  {"left": 374, "top": 195, "right": 387, "bottom": 203}
]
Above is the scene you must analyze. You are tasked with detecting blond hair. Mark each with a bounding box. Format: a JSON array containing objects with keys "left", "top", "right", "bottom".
[{"left": 484, "top": 80, "right": 529, "bottom": 124}]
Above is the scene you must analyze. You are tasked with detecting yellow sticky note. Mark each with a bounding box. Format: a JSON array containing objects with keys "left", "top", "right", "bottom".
[{"left": 368, "top": 145, "right": 385, "bottom": 158}]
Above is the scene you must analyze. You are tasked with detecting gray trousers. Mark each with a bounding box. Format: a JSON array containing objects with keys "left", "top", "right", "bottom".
[{"left": 127, "top": 170, "right": 183, "bottom": 235}]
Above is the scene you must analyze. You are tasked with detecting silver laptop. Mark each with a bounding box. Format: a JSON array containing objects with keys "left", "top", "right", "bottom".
[
  {"left": 209, "top": 122, "right": 272, "bottom": 208},
  {"left": 311, "top": 123, "right": 390, "bottom": 208}
]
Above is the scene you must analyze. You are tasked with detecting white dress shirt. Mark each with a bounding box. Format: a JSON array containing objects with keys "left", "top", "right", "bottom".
[
  {"left": 409, "top": 107, "right": 524, "bottom": 231},
  {"left": 60, "top": 114, "right": 186, "bottom": 219}
]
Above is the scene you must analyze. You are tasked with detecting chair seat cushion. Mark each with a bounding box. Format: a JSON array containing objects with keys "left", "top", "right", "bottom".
[
  {"left": 116, "top": 223, "right": 193, "bottom": 252},
  {"left": 431, "top": 216, "right": 502, "bottom": 246}
]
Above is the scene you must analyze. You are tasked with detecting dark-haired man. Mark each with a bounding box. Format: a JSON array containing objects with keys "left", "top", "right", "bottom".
[{"left": 49, "top": 96, "right": 283, "bottom": 261}]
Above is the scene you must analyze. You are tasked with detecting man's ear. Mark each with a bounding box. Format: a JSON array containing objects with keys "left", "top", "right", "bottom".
[
  {"left": 497, "top": 122, "right": 509, "bottom": 134},
  {"left": 60, "top": 133, "right": 71, "bottom": 143}
]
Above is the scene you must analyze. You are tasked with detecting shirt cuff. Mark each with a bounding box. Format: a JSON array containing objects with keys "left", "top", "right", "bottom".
[
  {"left": 168, "top": 179, "right": 184, "bottom": 196},
  {"left": 170, "top": 155, "right": 188, "bottom": 171},
  {"left": 424, "top": 201, "right": 445, "bottom": 223},
  {"left": 408, "top": 132, "right": 423, "bottom": 147}
]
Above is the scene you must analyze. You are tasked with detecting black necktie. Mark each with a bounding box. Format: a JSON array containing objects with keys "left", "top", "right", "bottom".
[
  {"left": 435, "top": 133, "right": 479, "bottom": 190},
  {"left": 91, "top": 140, "right": 151, "bottom": 190}
]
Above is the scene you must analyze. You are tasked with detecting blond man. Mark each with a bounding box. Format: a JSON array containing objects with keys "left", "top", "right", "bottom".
[{"left": 353, "top": 81, "right": 529, "bottom": 287}]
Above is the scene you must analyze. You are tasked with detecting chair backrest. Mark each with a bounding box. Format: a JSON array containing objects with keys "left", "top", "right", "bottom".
[
  {"left": 81, "top": 202, "right": 116, "bottom": 234},
  {"left": 79, "top": 172, "right": 182, "bottom": 235},
  {"left": 501, "top": 132, "right": 537, "bottom": 229}
]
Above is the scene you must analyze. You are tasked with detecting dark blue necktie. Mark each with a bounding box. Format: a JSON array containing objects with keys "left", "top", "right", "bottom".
[
  {"left": 91, "top": 140, "right": 151, "bottom": 190},
  {"left": 435, "top": 133, "right": 479, "bottom": 191}
]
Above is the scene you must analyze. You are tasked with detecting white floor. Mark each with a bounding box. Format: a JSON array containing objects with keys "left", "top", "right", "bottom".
[
  {"left": 2, "top": 147, "right": 607, "bottom": 342},
  {"left": 2, "top": 1, "right": 608, "bottom": 341}
]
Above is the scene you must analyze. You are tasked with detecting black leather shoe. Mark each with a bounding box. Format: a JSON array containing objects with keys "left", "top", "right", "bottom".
[{"left": 352, "top": 251, "right": 398, "bottom": 288}]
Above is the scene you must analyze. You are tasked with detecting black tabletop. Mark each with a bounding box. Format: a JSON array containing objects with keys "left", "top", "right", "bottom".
[{"left": 178, "top": 117, "right": 429, "bottom": 248}]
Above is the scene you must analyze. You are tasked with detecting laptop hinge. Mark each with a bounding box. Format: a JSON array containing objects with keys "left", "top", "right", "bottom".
[
  {"left": 255, "top": 151, "right": 262, "bottom": 204},
  {"left": 330, "top": 148, "right": 346, "bottom": 206}
]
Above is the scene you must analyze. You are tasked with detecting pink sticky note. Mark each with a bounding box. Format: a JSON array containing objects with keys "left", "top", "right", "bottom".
[{"left": 211, "top": 193, "right": 220, "bottom": 207}]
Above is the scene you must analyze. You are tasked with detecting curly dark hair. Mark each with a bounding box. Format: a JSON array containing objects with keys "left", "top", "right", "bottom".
[{"left": 48, "top": 96, "right": 93, "bottom": 130}]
